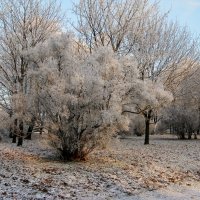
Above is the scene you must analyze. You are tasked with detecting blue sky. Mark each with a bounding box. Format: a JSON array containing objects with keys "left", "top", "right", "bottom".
[
  {"left": 158, "top": 0, "right": 200, "bottom": 36},
  {"left": 62, "top": 0, "right": 200, "bottom": 36}
]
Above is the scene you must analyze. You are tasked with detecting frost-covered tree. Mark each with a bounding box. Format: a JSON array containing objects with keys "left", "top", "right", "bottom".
[
  {"left": 128, "top": 20, "right": 199, "bottom": 81},
  {"left": 123, "top": 80, "right": 172, "bottom": 144},
  {"left": 73, "top": 0, "right": 199, "bottom": 81},
  {"left": 178, "top": 67, "right": 200, "bottom": 135},
  {"left": 158, "top": 65, "right": 200, "bottom": 139},
  {"left": 25, "top": 34, "right": 142, "bottom": 160},
  {"left": 0, "top": 0, "right": 62, "bottom": 145},
  {"left": 159, "top": 105, "right": 198, "bottom": 139},
  {"left": 73, "top": 0, "right": 159, "bottom": 54},
  {"left": 72, "top": 0, "right": 199, "bottom": 145}
]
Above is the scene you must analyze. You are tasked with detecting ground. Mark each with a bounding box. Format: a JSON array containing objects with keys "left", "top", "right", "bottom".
[{"left": 0, "top": 133, "right": 200, "bottom": 200}]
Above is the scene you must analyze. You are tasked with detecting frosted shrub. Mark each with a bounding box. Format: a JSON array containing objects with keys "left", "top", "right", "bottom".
[{"left": 27, "top": 35, "right": 133, "bottom": 160}]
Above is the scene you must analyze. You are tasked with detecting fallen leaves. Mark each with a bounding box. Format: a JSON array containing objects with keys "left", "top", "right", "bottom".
[{"left": 0, "top": 134, "right": 200, "bottom": 199}]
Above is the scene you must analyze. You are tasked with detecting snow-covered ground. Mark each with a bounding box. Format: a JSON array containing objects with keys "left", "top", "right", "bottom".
[{"left": 0, "top": 133, "right": 200, "bottom": 199}]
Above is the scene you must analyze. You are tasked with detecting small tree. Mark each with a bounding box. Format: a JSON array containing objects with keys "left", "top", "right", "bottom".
[{"left": 123, "top": 80, "right": 173, "bottom": 144}]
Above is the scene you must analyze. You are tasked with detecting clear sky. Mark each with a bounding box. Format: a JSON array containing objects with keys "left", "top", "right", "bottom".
[
  {"left": 62, "top": 0, "right": 200, "bottom": 36},
  {"left": 158, "top": 0, "right": 200, "bottom": 36}
]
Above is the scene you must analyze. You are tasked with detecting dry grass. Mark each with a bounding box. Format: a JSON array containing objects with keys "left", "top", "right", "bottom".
[{"left": 0, "top": 134, "right": 200, "bottom": 199}]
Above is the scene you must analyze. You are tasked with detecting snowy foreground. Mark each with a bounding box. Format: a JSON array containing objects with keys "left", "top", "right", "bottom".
[{"left": 0, "top": 134, "right": 200, "bottom": 200}]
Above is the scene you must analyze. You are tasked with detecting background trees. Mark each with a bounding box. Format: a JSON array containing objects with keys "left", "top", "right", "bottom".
[
  {"left": 73, "top": 0, "right": 157, "bottom": 54},
  {"left": 159, "top": 66, "right": 200, "bottom": 139},
  {"left": 0, "top": 0, "right": 199, "bottom": 160},
  {"left": 0, "top": 0, "right": 62, "bottom": 145},
  {"left": 73, "top": 0, "right": 199, "bottom": 81},
  {"left": 73, "top": 0, "right": 199, "bottom": 145}
]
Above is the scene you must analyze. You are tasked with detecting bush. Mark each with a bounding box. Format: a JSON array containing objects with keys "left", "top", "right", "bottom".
[{"left": 27, "top": 39, "right": 133, "bottom": 160}]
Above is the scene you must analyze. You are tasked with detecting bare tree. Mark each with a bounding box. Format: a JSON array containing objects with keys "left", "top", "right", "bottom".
[
  {"left": 128, "top": 17, "right": 199, "bottom": 82},
  {"left": 157, "top": 64, "right": 200, "bottom": 140},
  {"left": 122, "top": 80, "right": 172, "bottom": 144},
  {"left": 73, "top": 0, "right": 199, "bottom": 81},
  {"left": 72, "top": 0, "right": 159, "bottom": 54}
]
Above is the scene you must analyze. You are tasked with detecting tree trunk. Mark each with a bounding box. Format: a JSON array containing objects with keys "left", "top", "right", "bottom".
[
  {"left": 144, "top": 109, "right": 152, "bottom": 145},
  {"left": 9, "top": 112, "right": 13, "bottom": 138},
  {"left": 17, "top": 137, "right": 23, "bottom": 146},
  {"left": 9, "top": 127, "right": 13, "bottom": 138},
  {"left": 12, "top": 119, "right": 18, "bottom": 143},
  {"left": 144, "top": 119, "right": 150, "bottom": 145},
  {"left": 25, "top": 119, "right": 35, "bottom": 140},
  {"left": 198, "top": 105, "right": 200, "bottom": 135},
  {"left": 17, "top": 120, "right": 23, "bottom": 146},
  {"left": 39, "top": 126, "right": 43, "bottom": 135},
  {"left": 25, "top": 124, "right": 34, "bottom": 140},
  {"left": 12, "top": 135, "right": 17, "bottom": 143},
  {"left": 179, "top": 126, "right": 185, "bottom": 139}
]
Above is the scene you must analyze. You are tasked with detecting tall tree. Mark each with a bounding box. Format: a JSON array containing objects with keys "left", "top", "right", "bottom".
[
  {"left": 0, "top": 0, "right": 62, "bottom": 145},
  {"left": 73, "top": 0, "right": 159, "bottom": 54}
]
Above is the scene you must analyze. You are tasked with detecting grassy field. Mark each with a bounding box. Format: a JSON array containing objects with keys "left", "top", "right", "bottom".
[{"left": 0, "top": 134, "right": 200, "bottom": 199}]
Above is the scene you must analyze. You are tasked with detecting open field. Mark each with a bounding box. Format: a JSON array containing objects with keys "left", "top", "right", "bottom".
[{"left": 0, "top": 134, "right": 200, "bottom": 199}]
